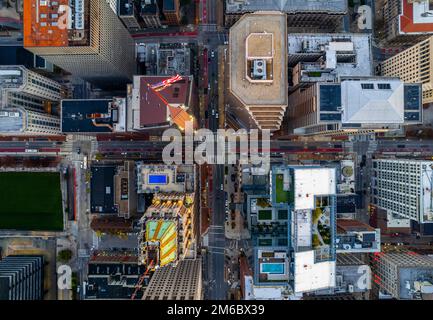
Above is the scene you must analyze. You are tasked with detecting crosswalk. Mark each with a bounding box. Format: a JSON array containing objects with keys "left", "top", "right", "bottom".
[
  {"left": 61, "top": 141, "right": 73, "bottom": 153},
  {"left": 200, "top": 24, "right": 218, "bottom": 32},
  {"left": 367, "top": 140, "right": 378, "bottom": 154},
  {"left": 91, "top": 140, "right": 99, "bottom": 154}
]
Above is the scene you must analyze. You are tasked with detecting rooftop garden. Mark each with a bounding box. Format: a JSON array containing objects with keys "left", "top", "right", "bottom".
[{"left": 275, "top": 174, "right": 289, "bottom": 204}]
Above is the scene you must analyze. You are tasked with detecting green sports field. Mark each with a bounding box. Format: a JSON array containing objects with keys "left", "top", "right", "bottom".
[{"left": 0, "top": 172, "right": 64, "bottom": 231}]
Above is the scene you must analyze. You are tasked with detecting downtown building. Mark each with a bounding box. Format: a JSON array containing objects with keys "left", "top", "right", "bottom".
[
  {"left": 286, "top": 77, "right": 422, "bottom": 136},
  {"left": 23, "top": 0, "right": 135, "bottom": 89},
  {"left": 224, "top": 0, "right": 347, "bottom": 31},
  {"left": 371, "top": 251, "right": 433, "bottom": 300},
  {"left": 61, "top": 97, "right": 127, "bottom": 134},
  {"left": 118, "top": 0, "right": 141, "bottom": 29},
  {"left": 372, "top": 159, "right": 433, "bottom": 224},
  {"left": 0, "top": 255, "right": 44, "bottom": 300},
  {"left": 85, "top": 252, "right": 147, "bottom": 300},
  {"left": 163, "top": 0, "right": 181, "bottom": 25},
  {"left": 228, "top": 11, "right": 288, "bottom": 131},
  {"left": 381, "top": 36, "right": 433, "bottom": 104},
  {"left": 136, "top": 164, "right": 198, "bottom": 272},
  {"left": 142, "top": 259, "right": 202, "bottom": 300},
  {"left": 127, "top": 75, "right": 196, "bottom": 131},
  {"left": 140, "top": 0, "right": 162, "bottom": 28},
  {"left": 243, "top": 165, "right": 338, "bottom": 298},
  {"left": 0, "top": 65, "right": 65, "bottom": 135},
  {"left": 287, "top": 33, "right": 373, "bottom": 89},
  {"left": 308, "top": 254, "right": 372, "bottom": 300},
  {"left": 382, "top": 0, "right": 433, "bottom": 45}
]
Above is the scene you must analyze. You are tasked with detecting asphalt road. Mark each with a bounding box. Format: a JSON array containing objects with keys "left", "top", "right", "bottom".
[{"left": 207, "top": 164, "right": 227, "bottom": 299}]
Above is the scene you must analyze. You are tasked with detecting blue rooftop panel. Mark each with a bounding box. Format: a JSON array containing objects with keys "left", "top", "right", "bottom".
[{"left": 319, "top": 84, "right": 341, "bottom": 112}]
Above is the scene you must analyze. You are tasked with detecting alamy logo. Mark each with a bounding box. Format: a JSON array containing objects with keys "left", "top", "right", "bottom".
[
  {"left": 356, "top": 265, "right": 372, "bottom": 290},
  {"left": 357, "top": 5, "right": 372, "bottom": 30},
  {"left": 162, "top": 121, "right": 271, "bottom": 172},
  {"left": 57, "top": 5, "right": 71, "bottom": 30},
  {"left": 57, "top": 265, "right": 72, "bottom": 290}
]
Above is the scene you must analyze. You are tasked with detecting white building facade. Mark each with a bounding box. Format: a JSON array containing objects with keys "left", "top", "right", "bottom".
[{"left": 372, "top": 159, "right": 433, "bottom": 224}]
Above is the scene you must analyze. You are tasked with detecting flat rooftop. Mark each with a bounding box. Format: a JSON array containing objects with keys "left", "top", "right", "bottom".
[
  {"left": 0, "top": 66, "right": 24, "bottom": 89},
  {"left": 288, "top": 33, "right": 372, "bottom": 77},
  {"left": 400, "top": 0, "right": 433, "bottom": 34},
  {"left": 0, "top": 109, "right": 24, "bottom": 133},
  {"left": 229, "top": 12, "right": 287, "bottom": 106},
  {"left": 226, "top": 0, "right": 347, "bottom": 14},
  {"left": 293, "top": 167, "right": 336, "bottom": 210},
  {"left": 294, "top": 250, "right": 336, "bottom": 294},
  {"left": 24, "top": 0, "right": 90, "bottom": 47},
  {"left": 90, "top": 165, "right": 117, "bottom": 214},
  {"left": 61, "top": 98, "right": 126, "bottom": 133}
]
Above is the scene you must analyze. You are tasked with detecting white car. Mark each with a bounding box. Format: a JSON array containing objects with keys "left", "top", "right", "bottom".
[{"left": 211, "top": 51, "right": 215, "bottom": 58}]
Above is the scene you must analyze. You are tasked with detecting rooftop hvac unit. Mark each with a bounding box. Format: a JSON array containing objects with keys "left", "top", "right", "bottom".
[
  {"left": 75, "top": 0, "right": 84, "bottom": 13},
  {"left": 252, "top": 59, "right": 266, "bottom": 80},
  {"left": 0, "top": 111, "right": 9, "bottom": 117},
  {"left": 75, "top": 13, "right": 84, "bottom": 30}
]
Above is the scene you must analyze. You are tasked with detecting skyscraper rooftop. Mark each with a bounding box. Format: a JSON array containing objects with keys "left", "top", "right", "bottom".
[{"left": 229, "top": 11, "right": 288, "bottom": 131}]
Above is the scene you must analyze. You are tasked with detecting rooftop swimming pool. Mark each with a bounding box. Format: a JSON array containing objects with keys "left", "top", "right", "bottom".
[
  {"left": 148, "top": 174, "right": 168, "bottom": 184},
  {"left": 261, "top": 263, "right": 285, "bottom": 274}
]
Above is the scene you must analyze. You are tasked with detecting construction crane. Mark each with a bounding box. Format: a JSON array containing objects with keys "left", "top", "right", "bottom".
[{"left": 130, "top": 260, "right": 154, "bottom": 300}]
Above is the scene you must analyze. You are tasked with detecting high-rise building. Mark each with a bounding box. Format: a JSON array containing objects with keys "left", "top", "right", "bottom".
[
  {"left": 372, "top": 159, "right": 433, "bottom": 224},
  {"left": 244, "top": 166, "right": 337, "bottom": 297},
  {"left": 0, "top": 65, "right": 65, "bottom": 111},
  {"left": 138, "top": 191, "right": 197, "bottom": 268},
  {"left": 118, "top": 0, "right": 141, "bottom": 29},
  {"left": 228, "top": 12, "right": 288, "bottom": 131},
  {"left": 142, "top": 259, "right": 202, "bottom": 300},
  {"left": 0, "top": 65, "right": 64, "bottom": 135},
  {"left": 382, "top": 0, "right": 433, "bottom": 45},
  {"left": 23, "top": 0, "right": 135, "bottom": 89},
  {"left": 225, "top": 0, "right": 347, "bottom": 30},
  {"left": 287, "top": 77, "right": 422, "bottom": 135},
  {"left": 85, "top": 252, "right": 146, "bottom": 300},
  {"left": 0, "top": 107, "right": 60, "bottom": 135},
  {"left": 371, "top": 252, "right": 433, "bottom": 299},
  {"left": 287, "top": 34, "right": 373, "bottom": 89},
  {"left": 163, "top": 0, "right": 180, "bottom": 25},
  {"left": 381, "top": 36, "right": 433, "bottom": 104},
  {"left": 0, "top": 255, "right": 44, "bottom": 300},
  {"left": 140, "top": 0, "right": 162, "bottom": 28},
  {"left": 61, "top": 98, "right": 127, "bottom": 134}
]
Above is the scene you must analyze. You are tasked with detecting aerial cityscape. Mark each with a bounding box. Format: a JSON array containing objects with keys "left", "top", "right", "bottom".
[{"left": 2, "top": 0, "right": 433, "bottom": 304}]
